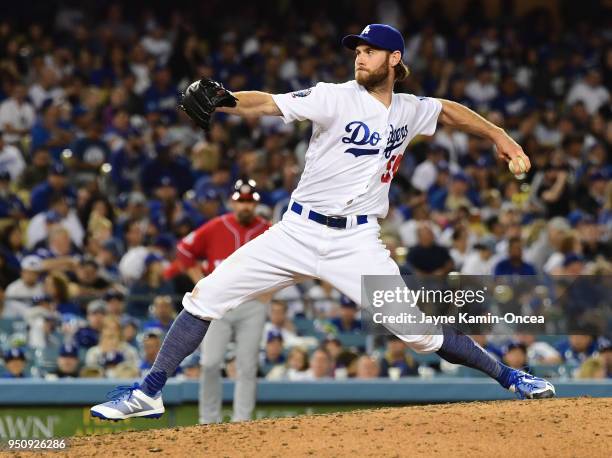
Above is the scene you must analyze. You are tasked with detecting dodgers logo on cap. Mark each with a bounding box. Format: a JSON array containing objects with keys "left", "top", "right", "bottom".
[{"left": 342, "top": 24, "right": 405, "bottom": 56}]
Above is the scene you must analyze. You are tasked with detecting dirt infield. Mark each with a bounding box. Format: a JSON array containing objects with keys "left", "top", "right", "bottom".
[{"left": 14, "top": 397, "right": 612, "bottom": 457}]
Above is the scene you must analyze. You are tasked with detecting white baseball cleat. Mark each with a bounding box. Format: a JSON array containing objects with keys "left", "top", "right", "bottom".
[{"left": 90, "top": 383, "right": 165, "bottom": 421}]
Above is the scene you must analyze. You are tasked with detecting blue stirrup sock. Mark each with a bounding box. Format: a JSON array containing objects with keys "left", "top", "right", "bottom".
[
  {"left": 436, "top": 325, "right": 514, "bottom": 388},
  {"left": 141, "top": 310, "right": 211, "bottom": 396}
]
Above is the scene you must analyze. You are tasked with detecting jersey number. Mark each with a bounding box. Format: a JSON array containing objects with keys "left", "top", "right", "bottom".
[{"left": 381, "top": 153, "right": 403, "bottom": 183}]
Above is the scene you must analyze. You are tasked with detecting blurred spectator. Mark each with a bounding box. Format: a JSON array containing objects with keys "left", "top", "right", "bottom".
[
  {"left": 261, "top": 300, "right": 299, "bottom": 348},
  {"left": 556, "top": 333, "right": 609, "bottom": 366},
  {"left": 411, "top": 146, "right": 446, "bottom": 192},
  {"left": 104, "top": 289, "right": 128, "bottom": 321},
  {"left": 47, "top": 343, "right": 81, "bottom": 379},
  {"left": 30, "top": 103, "right": 73, "bottom": 162},
  {"left": 43, "top": 270, "right": 79, "bottom": 316},
  {"left": 514, "top": 334, "right": 562, "bottom": 365},
  {"left": 355, "top": 355, "right": 380, "bottom": 379},
  {"left": 449, "top": 226, "right": 470, "bottom": 270},
  {"left": 68, "top": 120, "right": 110, "bottom": 183},
  {"left": 532, "top": 164, "right": 571, "bottom": 219},
  {"left": 407, "top": 223, "right": 453, "bottom": 275},
  {"left": 502, "top": 341, "right": 530, "bottom": 372},
  {"left": 142, "top": 295, "right": 176, "bottom": 332},
  {"left": 97, "top": 239, "right": 122, "bottom": 283},
  {"left": 19, "top": 147, "right": 52, "bottom": 190},
  {"left": 121, "top": 316, "right": 140, "bottom": 347},
  {"left": 465, "top": 65, "right": 498, "bottom": 111},
  {"left": 0, "top": 132, "right": 25, "bottom": 181},
  {"left": 379, "top": 336, "right": 419, "bottom": 377},
  {"left": 4, "top": 256, "right": 44, "bottom": 318},
  {"left": 266, "top": 347, "right": 310, "bottom": 380},
  {"left": 494, "top": 237, "right": 537, "bottom": 276},
  {"left": 322, "top": 335, "right": 344, "bottom": 372},
  {"left": 303, "top": 348, "right": 333, "bottom": 380},
  {"left": 576, "top": 355, "right": 606, "bottom": 379},
  {"left": 85, "top": 318, "right": 139, "bottom": 376},
  {"left": 0, "top": 170, "right": 26, "bottom": 220},
  {"left": 139, "top": 328, "right": 163, "bottom": 376},
  {"left": 72, "top": 258, "right": 110, "bottom": 298},
  {"left": 0, "top": 224, "right": 26, "bottom": 272},
  {"left": 566, "top": 68, "right": 610, "bottom": 114},
  {"left": 1, "top": 348, "right": 28, "bottom": 378},
  {"left": 127, "top": 254, "right": 174, "bottom": 317},
  {"left": 74, "top": 300, "right": 107, "bottom": 348},
  {"left": 259, "top": 331, "right": 285, "bottom": 377},
  {"left": 110, "top": 130, "right": 148, "bottom": 193},
  {"left": 328, "top": 296, "right": 361, "bottom": 334},
  {"left": 26, "top": 303, "right": 62, "bottom": 351},
  {"left": 0, "top": 82, "right": 35, "bottom": 145},
  {"left": 560, "top": 253, "right": 586, "bottom": 275},
  {"left": 461, "top": 236, "right": 500, "bottom": 275},
  {"left": 578, "top": 172, "right": 607, "bottom": 217},
  {"left": 29, "top": 163, "right": 76, "bottom": 216},
  {"left": 27, "top": 193, "right": 84, "bottom": 249}
]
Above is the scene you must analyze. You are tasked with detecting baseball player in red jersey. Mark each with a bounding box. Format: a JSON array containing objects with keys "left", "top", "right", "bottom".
[{"left": 165, "top": 178, "right": 270, "bottom": 423}]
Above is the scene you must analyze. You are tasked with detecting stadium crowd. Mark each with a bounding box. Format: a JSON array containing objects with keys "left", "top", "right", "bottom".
[{"left": 0, "top": 2, "right": 610, "bottom": 381}]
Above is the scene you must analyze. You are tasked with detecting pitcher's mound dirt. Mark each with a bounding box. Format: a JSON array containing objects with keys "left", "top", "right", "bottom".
[{"left": 59, "top": 398, "right": 612, "bottom": 457}]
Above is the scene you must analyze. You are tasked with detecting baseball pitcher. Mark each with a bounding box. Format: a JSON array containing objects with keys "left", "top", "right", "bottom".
[{"left": 92, "top": 24, "right": 554, "bottom": 421}]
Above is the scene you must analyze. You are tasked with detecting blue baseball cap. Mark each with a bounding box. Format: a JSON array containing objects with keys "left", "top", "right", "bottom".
[
  {"left": 342, "top": 24, "right": 405, "bottom": 56},
  {"left": 3, "top": 348, "right": 26, "bottom": 361},
  {"left": 59, "top": 343, "right": 79, "bottom": 358},
  {"left": 266, "top": 330, "right": 283, "bottom": 343},
  {"left": 144, "top": 252, "right": 165, "bottom": 266}
]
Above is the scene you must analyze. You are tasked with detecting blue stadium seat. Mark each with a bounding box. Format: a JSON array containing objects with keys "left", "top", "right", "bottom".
[
  {"left": 293, "top": 317, "right": 317, "bottom": 336},
  {"left": 0, "top": 319, "right": 22, "bottom": 335},
  {"left": 336, "top": 333, "right": 367, "bottom": 350},
  {"left": 531, "top": 364, "right": 562, "bottom": 378}
]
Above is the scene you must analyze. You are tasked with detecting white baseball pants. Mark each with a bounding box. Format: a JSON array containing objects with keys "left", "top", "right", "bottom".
[{"left": 182, "top": 204, "right": 442, "bottom": 353}]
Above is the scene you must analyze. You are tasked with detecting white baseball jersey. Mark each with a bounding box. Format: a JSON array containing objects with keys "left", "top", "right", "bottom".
[
  {"left": 272, "top": 80, "right": 442, "bottom": 217},
  {"left": 183, "top": 79, "right": 445, "bottom": 356}
]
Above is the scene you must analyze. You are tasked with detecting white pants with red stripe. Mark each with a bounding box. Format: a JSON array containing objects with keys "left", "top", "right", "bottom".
[{"left": 182, "top": 205, "right": 442, "bottom": 353}]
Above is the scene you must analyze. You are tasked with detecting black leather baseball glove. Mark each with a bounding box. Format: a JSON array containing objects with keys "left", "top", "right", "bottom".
[{"left": 178, "top": 78, "right": 238, "bottom": 131}]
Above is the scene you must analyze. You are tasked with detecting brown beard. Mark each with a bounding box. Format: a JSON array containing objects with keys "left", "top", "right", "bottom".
[
  {"left": 236, "top": 210, "right": 254, "bottom": 226},
  {"left": 355, "top": 58, "right": 390, "bottom": 90}
]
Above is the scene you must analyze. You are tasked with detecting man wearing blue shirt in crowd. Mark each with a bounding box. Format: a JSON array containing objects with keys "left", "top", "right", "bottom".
[
  {"left": 74, "top": 301, "right": 107, "bottom": 349},
  {"left": 30, "top": 103, "right": 73, "bottom": 161},
  {"left": 0, "top": 170, "right": 26, "bottom": 219},
  {"left": 379, "top": 336, "right": 420, "bottom": 377},
  {"left": 494, "top": 236, "right": 537, "bottom": 276},
  {"left": 329, "top": 296, "right": 362, "bottom": 334},
  {"left": 69, "top": 121, "right": 110, "bottom": 182},
  {"left": 143, "top": 67, "right": 179, "bottom": 124},
  {"left": 140, "top": 144, "right": 193, "bottom": 197},
  {"left": 110, "top": 129, "right": 148, "bottom": 193},
  {"left": 29, "top": 163, "right": 76, "bottom": 216}
]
